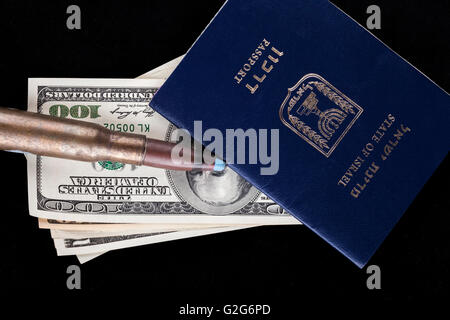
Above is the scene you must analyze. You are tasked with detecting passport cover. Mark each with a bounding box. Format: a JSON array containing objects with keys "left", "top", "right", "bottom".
[{"left": 150, "top": 0, "right": 450, "bottom": 267}]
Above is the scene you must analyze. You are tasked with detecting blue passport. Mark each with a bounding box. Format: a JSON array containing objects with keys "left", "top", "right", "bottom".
[{"left": 150, "top": 0, "right": 449, "bottom": 267}]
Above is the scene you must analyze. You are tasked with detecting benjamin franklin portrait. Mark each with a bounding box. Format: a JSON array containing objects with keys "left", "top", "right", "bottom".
[
  {"left": 166, "top": 126, "right": 259, "bottom": 214},
  {"left": 186, "top": 166, "right": 253, "bottom": 207}
]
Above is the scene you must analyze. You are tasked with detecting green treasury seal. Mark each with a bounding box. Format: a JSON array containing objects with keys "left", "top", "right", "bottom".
[{"left": 98, "top": 161, "right": 124, "bottom": 170}]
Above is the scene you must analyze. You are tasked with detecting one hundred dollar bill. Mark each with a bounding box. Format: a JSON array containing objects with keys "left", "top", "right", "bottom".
[
  {"left": 39, "top": 218, "right": 239, "bottom": 232},
  {"left": 27, "top": 78, "right": 298, "bottom": 225},
  {"left": 53, "top": 226, "right": 251, "bottom": 256}
]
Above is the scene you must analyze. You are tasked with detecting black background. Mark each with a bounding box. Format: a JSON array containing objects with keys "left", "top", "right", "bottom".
[{"left": 0, "top": 0, "right": 448, "bottom": 311}]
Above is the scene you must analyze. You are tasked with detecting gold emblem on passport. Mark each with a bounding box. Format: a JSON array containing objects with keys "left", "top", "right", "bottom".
[{"left": 279, "top": 73, "right": 363, "bottom": 157}]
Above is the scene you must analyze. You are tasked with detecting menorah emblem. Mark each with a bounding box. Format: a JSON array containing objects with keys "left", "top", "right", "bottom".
[{"left": 279, "top": 73, "right": 363, "bottom": 157}]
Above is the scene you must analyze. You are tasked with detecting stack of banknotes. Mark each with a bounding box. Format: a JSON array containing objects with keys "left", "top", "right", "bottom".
[{"left": 26, "top": 57, "right": 300, "bottom": 263}]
